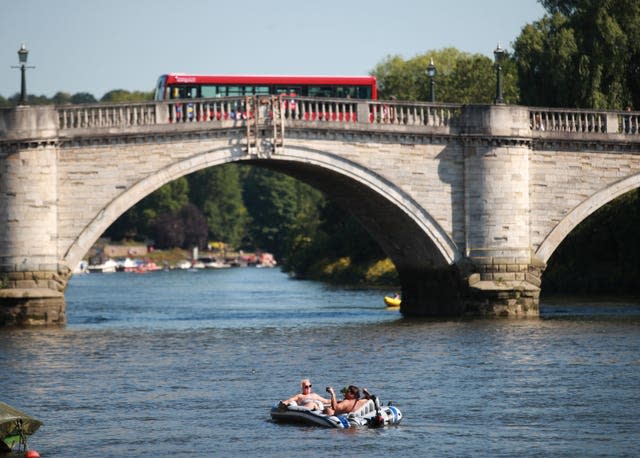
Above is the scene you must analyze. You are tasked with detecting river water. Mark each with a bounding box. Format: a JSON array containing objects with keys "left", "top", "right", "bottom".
[{"left": 1, "top": 268, "right": 639, "bottom": 457}]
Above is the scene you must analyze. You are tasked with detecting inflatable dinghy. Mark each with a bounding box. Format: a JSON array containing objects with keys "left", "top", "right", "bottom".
[{"left": 270, "top": 397, "right": 402, "bottom": 429}]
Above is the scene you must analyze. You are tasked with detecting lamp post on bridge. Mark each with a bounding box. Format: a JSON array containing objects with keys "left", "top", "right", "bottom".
[
  {"left": 493, "top": 43, "right": 505, "bottom": 104},
  {"left": 426, "top": 58, "right": 436, "bottom": 102},
  {"left": 11, "top": 44, "right": 35, "bottom": 105}
]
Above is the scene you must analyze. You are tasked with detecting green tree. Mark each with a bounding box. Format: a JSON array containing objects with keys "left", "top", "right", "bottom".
[
  {"left": 106, "top": 177, "right": 190, "bottom": 241},
  {"left": 188, "top": 164, "right": 248, "bottom": 248},
  {"left": 52, "top": 92, "right": 72, "bottom": 105},
  {"left": 100, "top": 89, "right": 153, "bottom": 103},
  {"left": 514, "top": 0, "right": 640, "bottom": 108},
  {"left": 71, "top": 92, "right": 98, "bottom": 104},
  {"left": 243, "top": 167, "right": 321, "bottom": 256},
  {"left": 371, "top": 47, "right": 519, "bottom": 104}
]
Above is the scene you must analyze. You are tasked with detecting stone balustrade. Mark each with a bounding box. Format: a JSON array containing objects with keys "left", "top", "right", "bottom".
[
  {"left": 529, "top": 107, "right": 640, "bottom": 136},
  {"left": 47, "top": 98, "right": 640, "bottom": 140},
  {"left": 58, "top": 102, "right": 157, "bottom": 129}
]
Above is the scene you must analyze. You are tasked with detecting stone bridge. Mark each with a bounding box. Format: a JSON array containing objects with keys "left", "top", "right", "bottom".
[{"left": 1, "top": 96, "right": 639, "bottom": 325}]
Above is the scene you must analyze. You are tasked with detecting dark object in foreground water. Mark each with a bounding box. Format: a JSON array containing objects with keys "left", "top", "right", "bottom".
[{"left": 0, "top": 401, "right": 42, "bottom": 452}]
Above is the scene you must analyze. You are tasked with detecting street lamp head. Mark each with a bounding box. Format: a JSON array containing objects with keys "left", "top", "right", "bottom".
[
  {"left": 426, "top": 58, "right": 436, "bottom": 78},
  {"left": 493, "top": 42, "right": 505, "bottom": 64},
  {"left": 18, "top": 43, "right": 28, "bottom": 64}
]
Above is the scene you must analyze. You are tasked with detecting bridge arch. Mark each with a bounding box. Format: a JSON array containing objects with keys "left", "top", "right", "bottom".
[
  {"left": 63, "top": 144, "right": 460, "bottom": 274},
  {"left": 536, "top": 173, "right": 640, "bottom": 263}
]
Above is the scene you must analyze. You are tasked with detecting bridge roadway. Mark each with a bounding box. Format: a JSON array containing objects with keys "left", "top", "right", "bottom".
[{"left": 1, "top": 96, "right": 640, "bottom": 325}]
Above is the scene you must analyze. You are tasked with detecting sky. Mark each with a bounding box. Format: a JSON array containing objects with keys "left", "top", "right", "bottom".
[{"left": 1, "top": 0, "right": 546, "bottom": 99}]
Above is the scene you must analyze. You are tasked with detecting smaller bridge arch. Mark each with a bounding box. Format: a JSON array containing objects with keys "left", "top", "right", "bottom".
[{"left": 536, "top": 173, "right": 640, "bottom": 263}]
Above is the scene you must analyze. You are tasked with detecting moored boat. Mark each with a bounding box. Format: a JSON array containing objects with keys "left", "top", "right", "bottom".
[
  {"left": 87, "top": 258, "right": 118, "bottom": 273},
  {"left": 270, "top": 397, "right": 402, "bottom": 429},
  {"left": 384, "top": 294, "right": 401, "bottom": 308},
  {"left": 0, "top": 401, "right": 42, "bottom": 453}
]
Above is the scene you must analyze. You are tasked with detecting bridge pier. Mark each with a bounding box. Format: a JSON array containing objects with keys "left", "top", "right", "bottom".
[
  {"left": 399, "top": 263, "right": 541, "bottom": 318},
  {"left": 400, "top": 104, "right": 542, "bottom": 317},
  {"left": 460, "top": 104, "right": 540, "bottom": 317},
  {"left": 0, "top": 106, "right": 67, "bottom": 326}
]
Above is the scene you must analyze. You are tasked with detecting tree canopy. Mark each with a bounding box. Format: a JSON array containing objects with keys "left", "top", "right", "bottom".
[
  {"left": 514, "top": 0, "right": 640, "bottom": 108},
  {"left": 371, "top": 47, "right": 519, "bottom": 104}
]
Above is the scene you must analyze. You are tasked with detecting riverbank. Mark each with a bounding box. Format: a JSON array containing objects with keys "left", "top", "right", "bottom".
[{"left": 289, "top": 256, "right": 399, "bottom": 287}]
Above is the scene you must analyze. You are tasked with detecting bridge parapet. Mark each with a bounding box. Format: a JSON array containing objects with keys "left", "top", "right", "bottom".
[
  {"left": 529, "top": 107, "right": 640, "bottom": 138},
  {"left": 58, "top": 102, "right": 158, "bottom": 130},
  {"left": 49, "top": 97, "right": 464, "bottom": 135}
]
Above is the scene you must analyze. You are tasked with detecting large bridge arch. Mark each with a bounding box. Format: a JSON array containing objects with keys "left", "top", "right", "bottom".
[
  {"left": 63, "top": 145, "right": 241, "bottom": 269},
  {"left": 536, "top": 173, "right": 640, "bottom": 264},
  {"left": 63, "top": 143, "right": 461, "bottom": 276}
]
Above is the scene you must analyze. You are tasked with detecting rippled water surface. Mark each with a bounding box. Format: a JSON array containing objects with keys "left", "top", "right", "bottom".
[{"left": 1, "top": 268, "right": 639, "bottom": 457}]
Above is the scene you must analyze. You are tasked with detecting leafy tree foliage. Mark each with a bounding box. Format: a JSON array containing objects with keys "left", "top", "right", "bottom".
[
  {"left": 52, "top": 92, "right": 72, "bottom": 105},
  {"left": 71, "top": 92, "right": 98, "bottom": 104},
  {"left": 371, "top": 47, "right": 519, "bottom": 104},
  {"left": 242, "top": 167, "right": 319, "bottom": 255},
  {"left": 106, "top": 177, "right": 190, "bottom": 241},
  {"left": 188, "top": 164, "right": 248, "bottom": 248},
  {"left": 0, "top": 91, "right": 97, "bottom": 106},
  {"left": 149, "top": 203, "right": 208, "bottom": 250},
  {"left": 514, "top": 0, "right": 640, "bottom": 108},
  {"left": 149, "top": 210, "right": 185, "bottom": 249},
  {"left": 100, "top": 89, "right": 153, "bottom": 103},
  {"left": 179, "top": 203, "right": 209, "bottom": 249}
]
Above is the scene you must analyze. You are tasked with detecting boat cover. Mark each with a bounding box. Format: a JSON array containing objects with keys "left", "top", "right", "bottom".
[{"left": 0, "top": 402, "right": 42, "bottom": 451}]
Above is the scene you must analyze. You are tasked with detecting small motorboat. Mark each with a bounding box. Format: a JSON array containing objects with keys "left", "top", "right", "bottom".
[
  {"left": 383, "top": 294, "right": 401, "bottom": 308},
  {"left": 270, "top": 396, "right": 402, "bottom": 429},
  {"left": 0, "top": 401, "right": 42, "bottom": 453}
]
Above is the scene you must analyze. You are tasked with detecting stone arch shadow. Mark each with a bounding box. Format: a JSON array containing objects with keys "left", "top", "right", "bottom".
[{"left": 536, "top": 173, "right": 640, "bottom": 263}]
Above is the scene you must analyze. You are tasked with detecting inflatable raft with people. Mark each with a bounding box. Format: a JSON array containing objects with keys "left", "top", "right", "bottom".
[{"left": 270, "top": 392, "right": 402, "bottom": 429}]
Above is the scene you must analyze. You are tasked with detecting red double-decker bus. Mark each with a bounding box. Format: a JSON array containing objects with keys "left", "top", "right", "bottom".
[{"left": 154, "top": 73, "right": 377, "bottom": 101}]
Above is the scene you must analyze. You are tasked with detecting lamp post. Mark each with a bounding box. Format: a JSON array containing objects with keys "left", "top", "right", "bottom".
[
  {"left": 426, "top": 58, "right": 437, "bottom": 102},
  {"left": 12, "top": 44, "right": 34, "bottom": 105},
  {"left": 493, "top": 43, "right": 505, "bottom": 104}
]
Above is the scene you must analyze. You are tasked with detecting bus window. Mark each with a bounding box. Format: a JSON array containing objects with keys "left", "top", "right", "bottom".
[
  {"left": 254, "top": 86, "right": 270, "bottom": 95},
  {"left": 171, "top": 86, "right": 198, "bottom": 99},
  {"left": 357, "top": 86, "right": 371, "bottom": 99},
  {"left": 336, "top": 86, "right": 357, "bottom": 98},
  {"left": 308, "top": 86, "right": 334, "bottom": 97},
  {"left": 275, "top": 86, "right": 302, "bottom": 96},
  {"left": 201, "top": 85, "right": 222, "bottom": 98},
  {"left": 227, "top": 86, "right": 243, "bottom": 96},
  {"left": 155, "top": 75, "right": 167, "bottom": 100}
]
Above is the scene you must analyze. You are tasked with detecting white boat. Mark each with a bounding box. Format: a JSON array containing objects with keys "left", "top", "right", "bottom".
[
  {"left": 72, "top": 260, "right": 88, "bottom": 274},
  {"left": 270, "top": 396, "right": 402, "bottom": 429},
  {"left": 116, "top": 257, "right": 138, "bottom": 272},
  {"left": 175, "top": 260, "right": 192, "bottom": 270},
  {"left": 87, "top": 259, "right": 118, "bottom": 273},
  {"left": 199, "top": 257, "right": 231, "bottom": 269}
]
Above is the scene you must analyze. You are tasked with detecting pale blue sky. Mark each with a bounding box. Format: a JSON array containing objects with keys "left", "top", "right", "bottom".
[{"left": 1, "top": 0, "right": 546, "bottom": 99}]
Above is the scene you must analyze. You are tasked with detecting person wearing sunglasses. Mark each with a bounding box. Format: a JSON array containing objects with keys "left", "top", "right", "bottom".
[
  {"left": 324, "top": 385, "right": 370, "bottom": 416},
  {"left": 279, "top": 378, "right": 329, "bottom": 411}
]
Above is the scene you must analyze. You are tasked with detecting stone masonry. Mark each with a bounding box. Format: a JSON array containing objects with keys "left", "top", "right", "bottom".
[{"left": 1, "top": 98, "right": 639, "bottom": 325}]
